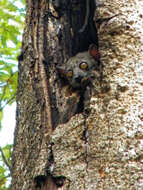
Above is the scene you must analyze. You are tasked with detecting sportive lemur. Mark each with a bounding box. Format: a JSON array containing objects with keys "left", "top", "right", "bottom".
[
  {"left": 57, "top": 44, "right": 99, "bottom": 90},
  {"left": 56, "top": 44, "right": 100, "bottom": 123}
]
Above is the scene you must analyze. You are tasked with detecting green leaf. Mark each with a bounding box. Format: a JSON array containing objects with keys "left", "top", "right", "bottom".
[
  {"left": 2, "top": 145, "right": 12, "bottom": 163},
  {"left": 0, "top": 166, "right": 5, "bottom": 177},
  {"left": 0, "top": 111, "right": 3, "bottom": 130}
]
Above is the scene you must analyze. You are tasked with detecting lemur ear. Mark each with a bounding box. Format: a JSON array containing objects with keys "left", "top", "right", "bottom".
[
  {"left": 88, "top": 44, "right": 100, "bottom": 61},
  {"left": 56, "top": 66, "right": 67, "bottom": 78}
]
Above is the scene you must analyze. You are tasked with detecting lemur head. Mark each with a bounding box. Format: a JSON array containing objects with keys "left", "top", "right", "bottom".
[{"left": 57, "top": 44, "right": 99, "bottom": 89}]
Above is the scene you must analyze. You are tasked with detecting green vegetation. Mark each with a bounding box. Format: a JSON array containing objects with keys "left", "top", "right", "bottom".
[
  {"left": 0, "top": 145, "right": 12, "bottom": 189},
  {"left": 0, "top": 0, "right": 25, "bottom": 189}
]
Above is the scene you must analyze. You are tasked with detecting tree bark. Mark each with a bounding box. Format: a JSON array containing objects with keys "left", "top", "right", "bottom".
[
  {"left": 90, "top": 0, "right": 143, "bottom": 189},
  {"left": 11, "top": 0, "right": 143, "bottom": 190},
  {"left": 11, "top": 0, "right": 97, "bottom": 189}
]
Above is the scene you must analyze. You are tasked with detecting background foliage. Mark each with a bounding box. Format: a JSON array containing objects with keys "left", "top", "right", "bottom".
[{"left": 0, "top": 0, "right": 25, "bottom": 189}]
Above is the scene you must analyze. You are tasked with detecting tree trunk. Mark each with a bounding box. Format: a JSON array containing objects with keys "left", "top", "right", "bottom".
[{"left": 11, "top": 0, "right": 143, "bottom": 190}]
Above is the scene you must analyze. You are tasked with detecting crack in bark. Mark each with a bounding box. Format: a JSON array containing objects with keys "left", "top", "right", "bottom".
[
  {"left": 83, "top": 115, "right": 89, "bottom": 190},
  {"left": 34, "top": 0, "right": 53, "bottom": 136}
]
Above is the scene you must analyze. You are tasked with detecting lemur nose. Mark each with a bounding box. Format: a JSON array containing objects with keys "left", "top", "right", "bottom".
[{"left": 75, "top": 76, "right": 82, "bottom": 83}]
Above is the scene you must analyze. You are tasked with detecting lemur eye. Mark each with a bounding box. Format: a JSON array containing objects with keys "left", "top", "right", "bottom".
[
  {"left": 79, "top": 62, "right": 88, "bottom": 70},
  {"left": 67, "top": 70, "right": 73, "bottom": 78}
]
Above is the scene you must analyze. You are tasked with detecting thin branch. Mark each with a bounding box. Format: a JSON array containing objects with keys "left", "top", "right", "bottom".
[
  {"left": 0, "top": 147, "right": 12, "bottom": 173},
  {"left": 0, "top": 95, "right": 16, "bottom": 111},
  {"left": 0, "top": 174, "right": 11, "bottom": 184},
  {"left": 0, "top": 71, "right": 16, "bottom": 102}
]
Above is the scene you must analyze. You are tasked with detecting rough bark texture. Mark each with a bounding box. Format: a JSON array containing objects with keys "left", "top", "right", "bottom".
[
  {"left": 90, "top": 0, "right": 143, "bottom": 189},
  {"left": 11, "top": 0, "right": 143, "bottom": 189},
  {"left": 11, "top": 0, "right": 97, "bottom": 189}
]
